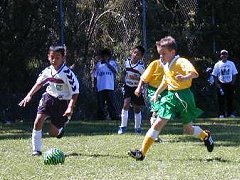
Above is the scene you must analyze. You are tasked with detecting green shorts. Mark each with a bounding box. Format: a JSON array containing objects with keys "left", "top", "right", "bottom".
[
  {"left": 157, "top": 88, "right": 203, "bottom": 124},
  {"left": 147, "top": 86, "right": 167, "bottom": 112}
]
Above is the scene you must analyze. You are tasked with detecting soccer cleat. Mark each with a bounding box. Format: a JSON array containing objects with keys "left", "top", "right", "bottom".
[
  {"left": 128, "top": 149, "right": 145, "bottom": 161},
  {"left": 118, "top": 126, "right": 127, "bottom": 134},
  {"left": 135, "top": 128, "right": 142, "bottom": 134},
  {"left": 203, "top": 130, "right": 214, "bottom": 152},
  {"left": 154, "top": 137, "right": 163, "bottom": 143},
  {"left": 32, "top": 151, "right": 42, "bottom": 156},
  {"left": 57, "top": 127, "right": 65, "bottom": 139}
]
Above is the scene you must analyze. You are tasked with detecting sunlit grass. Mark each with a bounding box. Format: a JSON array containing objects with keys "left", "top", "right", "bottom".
[{"left": 0, "top": 119, "right": 240, "bottom": 180}]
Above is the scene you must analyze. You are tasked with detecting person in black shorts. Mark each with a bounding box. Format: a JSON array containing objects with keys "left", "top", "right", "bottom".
[{"left": 19, "top": 44, "right": 79, "bottom": 156}]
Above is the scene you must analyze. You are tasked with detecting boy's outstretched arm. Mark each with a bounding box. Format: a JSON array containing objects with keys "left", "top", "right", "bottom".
[{"left": 18, "top": 83, "right": 42, "bottom": 107}]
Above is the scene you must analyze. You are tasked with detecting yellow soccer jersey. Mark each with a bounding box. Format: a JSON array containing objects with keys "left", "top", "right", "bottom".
[
  {"left": 140, "top": 59, "right": 164, "bottom": 88},
  {"left": 164, "top": 57, "right": 198, "bottom": 90}
]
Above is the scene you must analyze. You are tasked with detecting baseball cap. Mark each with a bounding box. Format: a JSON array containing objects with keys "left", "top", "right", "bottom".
[{"left": 220, "top": 49, "right": 228, "bottom": 54}]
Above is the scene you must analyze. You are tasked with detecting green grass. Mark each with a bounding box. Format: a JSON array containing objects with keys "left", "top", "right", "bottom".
[{"left": 0, "top": 119, "right": 240, "bottom": 180}]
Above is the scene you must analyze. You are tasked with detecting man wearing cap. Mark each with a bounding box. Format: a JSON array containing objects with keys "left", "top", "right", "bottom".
[{"left": 212, "top": 50, "right": 238, "bottom": 118}]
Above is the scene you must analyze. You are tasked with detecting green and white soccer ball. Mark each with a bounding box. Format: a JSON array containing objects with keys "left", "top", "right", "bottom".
[{"left": 43, "top": 148, "right": 65, "bottom": 165}]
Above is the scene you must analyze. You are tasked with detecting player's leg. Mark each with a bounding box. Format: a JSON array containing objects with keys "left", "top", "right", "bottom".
[
  {"left": 128, "top": 117, "right": 168, "bottom": 160},
  {"left": 183, "top": 123, "right": 214, "bottom": 152},
  {"left": 118, "top": 97, "right": 131, "bottom": 134},
  {"left": 106, "top": 90, "right": 119, "bottom": 120},
  {"left": 32, "top": 113, "right": 47, "bottom": 156},
  {"left": 133, "top": 105, "right": 142, "bottom": 133},
  {"left": 96, "top": 91, "right": 107, "bottom": 120}
]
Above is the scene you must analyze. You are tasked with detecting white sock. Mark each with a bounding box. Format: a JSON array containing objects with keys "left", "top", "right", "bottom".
[
  {"left": 32, "top": 129, "right": 42, "bottom": 152},
  {"left": 134, "top": 112, "right": 142, "bottom": 129},
  {"left": 120, "top": 109, "right": 128, "bottom": 127},
  {"left": 150, "top": 117, "right": 157, "bottom": 125},
  {"left": 146, "top": 128, "right": 160, "bottom": 139},
  {"left": 192, "top": 126, "right": 203, "bottom": 137}
]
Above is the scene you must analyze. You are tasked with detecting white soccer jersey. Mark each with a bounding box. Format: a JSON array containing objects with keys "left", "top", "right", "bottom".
[
  {"left": 36, "top": 64, "right": 79, "bottom": 100},
  {"left": 124, "top": 58, "right": 145, "bottom": 87},
  {"left": 212, "top": 60, "right": 238, "bottom": 83},
  {"left": 95, "top": 59, "right": 118, "bottom": 92}
]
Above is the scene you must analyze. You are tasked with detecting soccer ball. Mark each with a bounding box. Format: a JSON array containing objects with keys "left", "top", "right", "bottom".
[{"left": 43, "top": 148, "right": 65, "bottom": 165}]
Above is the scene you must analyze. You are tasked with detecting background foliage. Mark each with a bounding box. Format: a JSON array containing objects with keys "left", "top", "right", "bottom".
[{"left": 1, "top": 0, "right": 240, "bottom": 120}]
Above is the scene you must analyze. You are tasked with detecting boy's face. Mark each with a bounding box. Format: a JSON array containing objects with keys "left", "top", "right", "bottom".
[
  {"left": 131, "top": 48, "right": 143, "bottom": 63},
  {"left": 48, "top": 51, "right": 64, "bottom": 66},
  {"left": 156, "top": 42, "right": 175, "bottom": 63}
]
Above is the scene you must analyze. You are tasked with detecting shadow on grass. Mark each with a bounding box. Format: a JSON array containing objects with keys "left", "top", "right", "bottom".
[
  {"left": 65, "top": 152, "right": 128, "bottom": 159},
  {"left": 1, "top": 119, "right": 240, "bottom": 148}
]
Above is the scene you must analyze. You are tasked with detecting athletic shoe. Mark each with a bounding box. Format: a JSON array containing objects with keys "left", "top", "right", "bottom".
[
  {"left": 128, "top": 149, "right": 145, "bottom": 161},
  {"left": 32, "top": 151, "right": 42, "bottom": 156},
  {"left": 135, "top": 128, "right": 142, "bottom": 134},
  {"left": 203, "top": 130, "right": 214, "bottom": 152},
  {"left": 219, "top": 115, "right": 224, "bottom": 118},
  {"left": 118, "top": 126, "right": 127, "bottom": 134},
  {"left": 154, "top": 137, "right": 163, "bottom": 143},
  {"left": 229, "top": 114, "right": 236, "bottom": 118},
  {"left": 57, "top": 127, "right": 65, "bottom": 139}
]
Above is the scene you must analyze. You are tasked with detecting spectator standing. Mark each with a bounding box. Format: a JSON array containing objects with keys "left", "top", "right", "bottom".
[
  {"left": 118, "top": 46, "right": 145, "bottom": 134},
  {"left": 212, "top": 49, "right": 238, "bottom": 118},
  {"left": 94, "top": 48, "right": 119, "bottom": 120}
]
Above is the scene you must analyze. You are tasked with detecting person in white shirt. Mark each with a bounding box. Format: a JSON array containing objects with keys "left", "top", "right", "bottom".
[
  {"left": 19, "top": 44, "right": 79, "bottom": 156},
  {"left": 118, "top": 45, "right": 145, "bottom": 134},
  {"left": 212, "top": 49, "right": 238, "bottom": 118},
  {"left": 94, "top": 48, "right": 119, "bottom": 120}
]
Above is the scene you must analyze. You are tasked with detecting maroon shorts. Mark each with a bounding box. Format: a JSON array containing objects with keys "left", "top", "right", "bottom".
[{"left": 37, "top": 93, "right": 68, "bottom": 128}]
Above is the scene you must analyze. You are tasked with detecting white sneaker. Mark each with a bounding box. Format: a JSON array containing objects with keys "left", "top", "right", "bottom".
[{"left": 219, "top": 115, "right": 224, "bottom": 118}]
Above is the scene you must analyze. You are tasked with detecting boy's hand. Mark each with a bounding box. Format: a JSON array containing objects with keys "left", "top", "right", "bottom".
[
  {"left": 151, "top": 93, "right": 158, "bottom": 103},
  {"left": 134, "top": 87, "right": 141, "bottom": 97},
  {"left": 175, "top": 74, "right": 188, "bottom": 81},
  {"left": 18, "top": 95, "right": 32, "bottom": 107},
  {"left": 63, "top": 106, "right": 73, "bottom": 117}
]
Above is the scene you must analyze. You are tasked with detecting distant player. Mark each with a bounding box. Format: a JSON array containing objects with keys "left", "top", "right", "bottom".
[
  {"left": 118, "top": 45, "right": 145, "bottom": 134},
  {"left": 19, "top": 44, "right": 79, "bottom": 156}
]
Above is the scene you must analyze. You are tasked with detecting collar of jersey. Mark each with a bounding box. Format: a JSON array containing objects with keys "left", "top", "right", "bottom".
[{"left": 50, "top": 63, "right": 66, "bottom": 77}]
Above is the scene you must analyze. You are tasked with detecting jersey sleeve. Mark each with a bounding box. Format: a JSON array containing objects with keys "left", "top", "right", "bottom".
[
  {"left": 64, "top": 68, "right": 80, "bottom": 95},
  {"left": 36, "top": 67, "right": 49, "bottom": 85}
]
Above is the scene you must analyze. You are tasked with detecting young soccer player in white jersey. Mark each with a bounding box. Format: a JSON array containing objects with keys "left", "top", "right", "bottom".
[
  {"left": 19, "top": 44, "right": 79, "bottom": 156},
  {"left": 118, "top": 45, "right": 145, "bottom": 134},
  {"left": 128, "top": 36, "right": 214, "bottom": 161}
]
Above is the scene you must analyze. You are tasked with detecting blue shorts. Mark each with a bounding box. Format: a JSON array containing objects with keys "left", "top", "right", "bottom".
[{"left": 37, "top": 93, "right": 68, "bottom": 128}]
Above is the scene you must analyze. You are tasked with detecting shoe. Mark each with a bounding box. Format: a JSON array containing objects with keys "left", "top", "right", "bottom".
[
  {"left": 154, "top": 137, "right": 162, "bottom": 143},
  {"left": 32, "top": 151, "right": 42, "bottom": 156},
  {"left": 203, "top": 130, "right": 214, "bottom": 152},
  {"left": 118, "top": 126, "right": 127, "bottom": 134},
  {"left": 229, "top": 114, "right": 236, "bottom": 118},
  {"left": 135, "top": 128, "right": 142, "bottom": 134},
  {"left": 57, "top": 127, "right": 65, "bottom": 139},
  {"left": 219, "top": 115, "right": 224, "bottom": 118},
  {"left": 128, "top": 149, "right": 145, "bottom": 161}
]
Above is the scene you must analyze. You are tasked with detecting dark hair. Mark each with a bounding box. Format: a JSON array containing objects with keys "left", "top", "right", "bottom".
[
  {"left": 134, "top": 45, "right": 145, "bottom": 56},
  {"left": 100, "top": 48, "right": 112, "bottom": 57},
  {"left": 49, "top": 44, "right": 65, "bottom": 56},
  {"left": 159, "top": 36, "right": 177, "bottom": 51}
]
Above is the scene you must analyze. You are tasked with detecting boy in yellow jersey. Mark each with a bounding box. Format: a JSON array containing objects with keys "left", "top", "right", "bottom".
[
  {"left": 134, "top": 48, "right": 166, "bottom": 142},
  {"left": 128, "top": 36, "right": 214, "bottom": 161}
]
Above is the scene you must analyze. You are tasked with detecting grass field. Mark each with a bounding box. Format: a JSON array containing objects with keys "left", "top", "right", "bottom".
[{"left": 1, "top": 119, "right": 240, "bottom": 180}]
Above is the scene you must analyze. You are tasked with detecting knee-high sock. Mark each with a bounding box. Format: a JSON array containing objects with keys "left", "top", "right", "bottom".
[
  {"left": 134, "top": 112, "right": 142, "bottom": 129},
  {"left": 193, "top": 126, "right": 208, "bottom": 141},
  {"left": 32, "top": 129, "right": 42, "bottom": 152},
  {"left": 120, "top": 109, "right": 128, "bottom": 127},
  {"left": 141, "top": 128, "right": 159, "bottom": 155}
]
